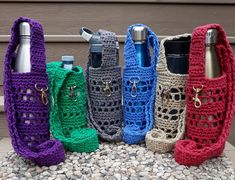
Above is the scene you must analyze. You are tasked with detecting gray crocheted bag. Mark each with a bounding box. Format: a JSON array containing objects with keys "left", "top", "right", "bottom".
[
  {"left": 86, "top": 29, "right": 123, "bottom": 142},
  {"left": 146, "top": 34, "right": 190, "bottom": 153}
]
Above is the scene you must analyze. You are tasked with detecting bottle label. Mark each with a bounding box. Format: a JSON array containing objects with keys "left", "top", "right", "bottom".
[{"left": 63, "top": 64, "right": 73, "bottom": 70}]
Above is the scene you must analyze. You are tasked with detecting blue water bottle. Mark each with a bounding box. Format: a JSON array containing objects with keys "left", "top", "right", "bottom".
[{"left": 132, "top": 26, "right": 150, "bottom": 67}]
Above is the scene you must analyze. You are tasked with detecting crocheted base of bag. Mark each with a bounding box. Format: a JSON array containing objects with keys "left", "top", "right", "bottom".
[
  {"left": 123, "top": 125, "right": 147, "bottom": 144},
  {"left": 62, "top": 128, "right": 99, "bottom": 153},
  {"left": 145, "top": 110, "right": 185, "bottom": 153},
  {"left": 32, "top": 140, "right": 65, "bottom": 166},
  {"left": 174, "top": 140, "right": 225, "bottom": 166}
]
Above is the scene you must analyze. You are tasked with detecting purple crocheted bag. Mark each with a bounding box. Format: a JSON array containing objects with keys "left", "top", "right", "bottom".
[{"left": 4, "top": 17, "right": 65, "bottom": 166}]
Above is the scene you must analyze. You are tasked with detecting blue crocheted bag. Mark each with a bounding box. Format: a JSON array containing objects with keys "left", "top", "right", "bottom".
[{"left": 123, "top": 24, "right": 159, "bottom": 144}]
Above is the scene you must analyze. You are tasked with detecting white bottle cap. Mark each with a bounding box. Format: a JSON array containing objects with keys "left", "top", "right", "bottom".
[
  {"left": 80, "top": 27, "right": 93, "bottom": 42},
  {"left": 62, "top": 56, "right": 74, "bottom": 63},
  {"left": 19, "top": 22, "right": 30, "bottom": 36}
]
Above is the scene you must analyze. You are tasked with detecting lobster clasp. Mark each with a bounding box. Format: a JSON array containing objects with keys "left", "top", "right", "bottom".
[
  {"left": 68, "top": 85, "right": 77, "bottom": 101},
  {"left": 130, "top": 77, "right": 140, "bottom": 98},
  {"left": 161, "top": 88, "right": 171, "bottom": 103},
  {"left": 102, "top": 80, "right": 112, "bottom": 97},
  {"left": 35, "top": 84, "right": 49, "bottom": 105},
  {"left": 192, "top": 85, "right": 204, "bottom": 108}
]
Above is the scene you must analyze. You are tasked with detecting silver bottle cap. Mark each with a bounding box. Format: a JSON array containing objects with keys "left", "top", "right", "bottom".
[
  {"left": 131, "top": 26, "right": 147, "bottom": 42},
  {"left": 206, "top": 29, "right": 217, "bottom": 45},
  {"left": 19, "top": 22, "right": 30, "bottom": 36}
]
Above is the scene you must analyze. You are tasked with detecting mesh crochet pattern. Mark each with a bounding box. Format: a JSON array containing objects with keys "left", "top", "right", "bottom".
[
  {"left": 174, "top": 24, "right": 235, "bottom": 166},
  {"left": 123, "top": 24, "right": 159, "bottom": 144},
  {"left": 47, "top": 62, "right": 99, "bottom": 152},
  {"left": 146, "top": 34, "right": 190, "bottom": 153},
  {"left": 86, "top": 30, "right": 123, "bottom": 142},
  {"left": 3, "top": 17, "right": 65, "bottom": 166}
]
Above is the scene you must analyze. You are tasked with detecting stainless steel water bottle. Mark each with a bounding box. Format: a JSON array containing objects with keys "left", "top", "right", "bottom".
[
  {"left": 131, "top": 26, "right": 150, "bottom": 67},
  {"left": 80, "top": 27, "right": 119, "bottom": 68},
  {"left": 14, "top": 22, "right": 31, "bottom": 72},
  {"left": 205, "top": 29, "right": 221, "bottom": 78},
  {"left": 61, "top": 56, "right": 74, "bottom": 70}
]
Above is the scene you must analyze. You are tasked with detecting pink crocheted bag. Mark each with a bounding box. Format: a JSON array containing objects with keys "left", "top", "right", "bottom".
[{"left": 174, "top": 24, "right": 235, "bottom": 166}]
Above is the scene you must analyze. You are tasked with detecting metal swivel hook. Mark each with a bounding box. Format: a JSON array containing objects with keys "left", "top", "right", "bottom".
[
  {"left": 35, "top": 84, "right": 49, "bottom": 105},
  {"left": 130, "top": 77, "right": 140, "bottom": 98},
  {"left": 102, "top": 80, "right": 112, "bottom": 97},
  {"left": 67, "top": 85, "right": 78, "bottom": 101},
  {"left": 193, "top": 85, "right": 204, "bottom": 108},
  {"left": 161, "top": 88, "right": 171, "bottom": 103}
]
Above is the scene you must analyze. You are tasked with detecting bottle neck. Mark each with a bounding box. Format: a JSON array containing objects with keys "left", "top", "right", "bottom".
[{"left": 20, "top": 36, "right": 30, "bottom": 44}]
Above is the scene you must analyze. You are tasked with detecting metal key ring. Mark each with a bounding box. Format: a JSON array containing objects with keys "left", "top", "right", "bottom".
[{"left": 35, "top": 84, "right": 48, "bottom": 92}]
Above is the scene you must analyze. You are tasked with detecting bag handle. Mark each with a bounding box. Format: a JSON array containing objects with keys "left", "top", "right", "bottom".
[
  {"left": 6, "top": 17, "right": 46, "bottom": 73},
  {"left": 99, "top": 29, "right": 118, "bottom": 68},
  {"left": 86, "top": 30, "right": 123, "bottom": 141},
  {"left": 124, "top": 24, "right": 159, "bottom": 68}
]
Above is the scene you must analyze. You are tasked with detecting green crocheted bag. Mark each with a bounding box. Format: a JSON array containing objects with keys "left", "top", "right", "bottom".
[{"left": 47, "top": 62, "right": 99, "bottom": 152}]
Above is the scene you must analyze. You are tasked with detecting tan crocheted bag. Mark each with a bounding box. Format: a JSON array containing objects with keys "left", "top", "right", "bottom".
[{"left": 145, "top": 34, "right": 191, "bottom": 153}]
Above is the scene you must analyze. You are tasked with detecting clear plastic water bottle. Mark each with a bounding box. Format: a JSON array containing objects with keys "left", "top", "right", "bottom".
[
  {"left": 14, "top": 22, "right": 31, "bottom": 72},
  {"left": 62, "top": 56, "right": 74, "bottom": 70},
  {"left": 131, "top": 26, "right": 150, "bottom": 67}
]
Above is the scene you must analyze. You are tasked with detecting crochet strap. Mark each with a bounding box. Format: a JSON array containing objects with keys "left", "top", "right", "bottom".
[
  {"left": 4, "top": 17, "right": 65, "bottom": 166},
  {"left": 123, "top": 24, "right": 159, "bottom": 144},
  {"left": 145, "top": 34, "right": 190, "bottom": 153},
  {"left": 174, "top": 24, "right": 235, "bottom": 166},
  {"left": 47, "top": 62, "right": 99, "bottom": 152},
  {"left": 99, "top": 29, "right": 117, "bottom": 68},
  {"left": 124, "top": 24, "right": 159, "bottom": 68},
  {"left": 86, "top": 30, "right": 123, "bottom": 142}
]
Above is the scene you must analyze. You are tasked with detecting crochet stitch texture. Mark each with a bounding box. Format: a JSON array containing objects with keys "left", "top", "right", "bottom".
[
  {"left": 174, "top": 24, "right": 235, "bottom": 166},
  {"left": 123, "top": 24, "right": 159, "bottom": 144},
  {"left": 4, "top": 17, "right": 65, "bottom": 166},
  {"left": 47, "top": 62, "right": 99, "bottom": 152},
  {"left": 146, "top": 34, "right": 190, "bottom": 153},
  {"left": 86, "top": 29, "right": 123, "bottom": 142}
]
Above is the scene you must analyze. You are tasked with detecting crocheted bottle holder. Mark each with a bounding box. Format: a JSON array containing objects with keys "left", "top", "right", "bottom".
[
  {"left": 174, "top": 24, "right": 235, "bottom": 166},
  {"left": 123, "top": 24, "right": 159, "bottom": 144},
  {"left": 86, "top": 30, "right": 123, "bottom": 142},
  {"left": 3, "top": 17, "right": 65, "bottom": 166},
  {"left": 47, "top": 62, "right": 99, "bottom": 152},
  {"left": 146, "top": 34, "right": 190, "bottom": 153}
]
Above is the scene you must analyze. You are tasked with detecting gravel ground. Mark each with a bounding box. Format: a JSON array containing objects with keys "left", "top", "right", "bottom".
[{"left": 0, "top": 142, "right": 234, "bottom": 180}]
